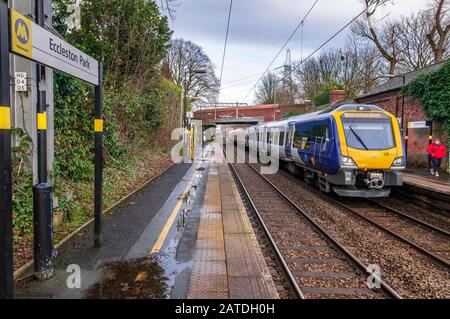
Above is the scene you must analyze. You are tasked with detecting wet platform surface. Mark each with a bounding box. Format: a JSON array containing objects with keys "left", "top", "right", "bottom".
[
  {"left": 187, "top": 149, "right": 278, "bottom": 299},
  {"left": 404, "top": 169, "right": 450, "bottom": 195},
  {"left": 14, "top": 163, "right": 194, "bottom": 299}
]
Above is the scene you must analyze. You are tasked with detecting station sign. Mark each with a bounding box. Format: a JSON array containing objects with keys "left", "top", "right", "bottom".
[
  {"left": 407, "top": 121, "right": 430, "bottom": 129},
  {"left": 10, "top": 10, "right": 99, "bottom": 85}
]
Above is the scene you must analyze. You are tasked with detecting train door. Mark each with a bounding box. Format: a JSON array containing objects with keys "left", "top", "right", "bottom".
[
  {"left": 285, "top": 122, "right": 295, "bottom": 158},
  {"left": 278, "top": 128, "right": 286, "bottom": 158},
  {"left": 312, "top": 120, "right": 331, "bottom": 172}
]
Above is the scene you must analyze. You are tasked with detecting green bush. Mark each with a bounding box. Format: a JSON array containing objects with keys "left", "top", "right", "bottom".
[
  {"left": 12, "top": 0, "right": 178, "bottom": 243},
  {"left": 404, "top": 61, "right": 450, "bottom": 142}
]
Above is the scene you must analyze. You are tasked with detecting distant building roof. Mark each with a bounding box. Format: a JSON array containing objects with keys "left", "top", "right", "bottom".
[{"left": 357, "top": 60, "right": 448, "bottom": 100}]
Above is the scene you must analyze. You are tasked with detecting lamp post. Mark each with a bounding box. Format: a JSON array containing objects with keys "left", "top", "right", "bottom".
[{"left": 180, "top": 70, "right": 207, "bottom": 128}]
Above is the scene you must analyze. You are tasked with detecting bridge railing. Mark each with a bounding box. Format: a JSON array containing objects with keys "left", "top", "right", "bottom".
[{"left": 192, "top": 103, "right": 248, "bottom": 111}]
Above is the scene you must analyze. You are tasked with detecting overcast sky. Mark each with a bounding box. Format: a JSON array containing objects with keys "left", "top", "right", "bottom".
[{"left": 168, "top": 0, "right": 429, "bottom": 104}]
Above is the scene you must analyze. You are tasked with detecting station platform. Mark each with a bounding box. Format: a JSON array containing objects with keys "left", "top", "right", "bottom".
[
  {"left": 187, "top": 155, "right": 278, "bottom": 299},
  {"left": 13, "top": 144, "right": 278, "bottom": 299},
  {"left": 403, "top": 168, "right": 450, "bottom": 195}
]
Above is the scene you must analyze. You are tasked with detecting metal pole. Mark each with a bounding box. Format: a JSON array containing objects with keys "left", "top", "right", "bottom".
[
  {"left": 0, "top": 1, "right": 14, "bottom": 299},
  {"left": 94, "top": 63, "right": 103, "bottom": 248},
  {"left": 401, "top": 75, "right": 405, "bottom": 136},
  {"left": 405, "top": 125, "right": 409, "bottom": 163},
  {"left": 428, "top": 121, "right": 433, "bottom": 170},
  {"left": 401, "top": 75, "right": 407, "bottom": 164},
  {"left": 33, "top": 0, "right": 53, "bottom": 280},
  {"left": 180, "top": 74, "right": 184, "bottom": 129}
]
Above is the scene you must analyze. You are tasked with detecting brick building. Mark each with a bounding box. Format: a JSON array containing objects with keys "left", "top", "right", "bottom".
[{"left": 356, "top": 60, "right": 448, "bottom": 170}]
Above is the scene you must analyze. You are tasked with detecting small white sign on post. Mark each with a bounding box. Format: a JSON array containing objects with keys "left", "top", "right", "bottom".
[
  {"left": 407, "top": 121, "right": 429, "bottom": 129},
  {"left": 14, "top": 72, "right": 27, "bottom": 92}
]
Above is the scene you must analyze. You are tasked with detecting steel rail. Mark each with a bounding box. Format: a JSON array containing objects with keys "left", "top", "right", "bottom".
[
  {"left": 329, "top": 197, "right": 450, "bottom": 269},
  {"left": 269, "top": 162, "right": 450, "bottom": 270},
  {"left": 222, "top": 149, "right": 305, "bottom": 299},
  {"left": 242, "top": 162, "right": 402, "bottom": 299},
  {"left": 367, "top": 199, "right": 450, "bottom": 238}
]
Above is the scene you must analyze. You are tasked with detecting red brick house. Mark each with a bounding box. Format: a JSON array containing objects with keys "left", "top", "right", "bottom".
[{"left": 356, "top": 61, "right": 449, "bottom": 171}]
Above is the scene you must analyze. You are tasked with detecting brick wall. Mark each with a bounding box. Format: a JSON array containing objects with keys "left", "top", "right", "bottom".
[
  {"left": 358, "top": 90, "right": 448, "bottom": 170},
  {"left": 329, "top": 90, "right": 346, "bottom": 104}
]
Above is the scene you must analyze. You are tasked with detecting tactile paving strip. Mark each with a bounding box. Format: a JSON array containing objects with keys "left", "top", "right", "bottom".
[
  {"left": 187, "top": 162, "right": 279, "bottom": 299},
  {"left": 188, "top": 165, "right": 229, "bottom": 299}
]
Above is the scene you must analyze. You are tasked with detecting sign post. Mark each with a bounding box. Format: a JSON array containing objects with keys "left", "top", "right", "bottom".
[
  {"left": 32, "top": 0, "right": 54, "bottom": 281},
  {"left": 0, "top": 2, "right": 13, "bottom": 299},
  {"left": 0, "top": 4, "right": 103, "bottom": 297},
  {"left": 94, "top": 63, "right": 103, "bottom": 248}
]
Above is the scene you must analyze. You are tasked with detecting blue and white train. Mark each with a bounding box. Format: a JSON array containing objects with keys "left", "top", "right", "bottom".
[{"left": 229, "top": 104, "right": 406, "bottom": 198}]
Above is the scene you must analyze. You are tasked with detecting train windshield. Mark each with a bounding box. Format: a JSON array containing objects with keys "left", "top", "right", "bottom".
[{"left": 341, "top": 114, "right": 395, "bottom": 150}]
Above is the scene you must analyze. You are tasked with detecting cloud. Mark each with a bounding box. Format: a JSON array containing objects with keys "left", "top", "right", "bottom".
[{"left": 170, "top": 0, "right": 429, "bottom": 102}]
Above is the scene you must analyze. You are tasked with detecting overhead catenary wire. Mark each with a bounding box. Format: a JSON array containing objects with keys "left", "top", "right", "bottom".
[
  {"left": 243, "top": 0, "right": 320, "bottom": 101},
  {"left": 218, "top": 0, "right": 233, "bottom": 100},
  {"left": 244, "top": 8, "right": 368, "bottom": 102}
]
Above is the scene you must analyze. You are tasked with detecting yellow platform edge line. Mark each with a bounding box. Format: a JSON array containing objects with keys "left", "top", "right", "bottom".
[{"left": 149, "top": 165, "right": 199, "bottom": 254}]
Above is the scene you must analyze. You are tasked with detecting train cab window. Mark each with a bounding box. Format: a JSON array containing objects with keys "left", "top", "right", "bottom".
[{"left": 341, "top": 114, "right": 394, "bottom": 150}]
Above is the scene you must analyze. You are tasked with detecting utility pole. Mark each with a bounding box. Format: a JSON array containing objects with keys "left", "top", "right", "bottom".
[
  {"left": 400, "top": 75, "right": 407, "bottom": 163},
  {"left": 0, "top": 1, "right": 13, "bottom": 299},
  {"left": 33, "top": 0, "right": 54, "bottom": 280}
]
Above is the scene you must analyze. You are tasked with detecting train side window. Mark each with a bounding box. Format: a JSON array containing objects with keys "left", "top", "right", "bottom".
[
  {"left": 267, "top": 131, "right": 271, "bottom": 144},
  {"left": 302, "top": 129, "right": 312, "bottom": 150},
  {"left": 279, "top": 131, "right": 285, "bottom": 146},
  {"left": 286, "top": 129, "right": 293, "bottom": 147},
  {"left": 293, "top": 131, "right": 302, "bottom": 149}
]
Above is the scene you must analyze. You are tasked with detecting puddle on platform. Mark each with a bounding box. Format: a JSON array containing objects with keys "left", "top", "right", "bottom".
[
  {"left": 83, "top": 256, "right": 168, "bottom": 299},
  {"left": 85, "top": 172, "right": 203, "bottom": 299},
  {"left": 158, "top": 191, "right": 194, "bottom": 297}
]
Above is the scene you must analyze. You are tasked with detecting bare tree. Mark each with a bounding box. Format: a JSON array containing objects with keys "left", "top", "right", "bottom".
[
  {"left": 351, "top": 0, "right": 401, "bottom": 74},
  {"left": 164, "top": 39, "right": 219, "bottom": 102},
  {"left": 397, "top": 13, "right": 435, "bottom": 71},
  {"left": 425, "top": 0, "right": 450, "bottom": 62},
  {"left": 159, "top": 0, "right": 179, "bottom": 20},
  {"left": 293, "top": 40, "right": 385, "bottom": 100},
  {"left": 255, "top": 72, "right": 281, "bottom": 104}
]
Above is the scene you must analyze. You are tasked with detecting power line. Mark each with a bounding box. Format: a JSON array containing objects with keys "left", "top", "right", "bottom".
[
  {"left": 243, "top": 8, "right": 367, "bottom": 103},
  {"left": 218, "top": 0, "right": 233, "bottom": 100},
  {"left": 243, "top": 0, "right": 320, "bottom": 101}
]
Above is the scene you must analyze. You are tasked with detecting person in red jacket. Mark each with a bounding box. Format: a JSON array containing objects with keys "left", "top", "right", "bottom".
[{"left": 428, "top": 139, "right": 447, "bottom": 177}]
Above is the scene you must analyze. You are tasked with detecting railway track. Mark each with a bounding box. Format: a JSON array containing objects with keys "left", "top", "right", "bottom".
[
  {"left": 331, "top": 197, "right": 450, "bottom": 269},
  {"left": 226, "top": 157, "right": 401, "bottom": 299}
]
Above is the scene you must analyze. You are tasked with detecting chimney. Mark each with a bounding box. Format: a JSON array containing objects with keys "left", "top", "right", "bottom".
[{"left": 329, "top": 90, "right": 346, "bottom": 104}]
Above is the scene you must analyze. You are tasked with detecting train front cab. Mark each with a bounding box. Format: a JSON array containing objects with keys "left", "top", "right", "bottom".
[{"left": 328, "top": 107, "right": 405, "bottom": 197}]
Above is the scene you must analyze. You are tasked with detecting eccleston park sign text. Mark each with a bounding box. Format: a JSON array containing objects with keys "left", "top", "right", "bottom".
[{"left": 10, "top": 10, "right": 99, "bottom": 85}]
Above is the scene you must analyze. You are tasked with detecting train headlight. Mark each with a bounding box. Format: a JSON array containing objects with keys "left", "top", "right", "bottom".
[
  {"left": 340, "top": 156, "right": 357, "bottom": 168},
  {"left": 391, "top": 157, "right": 406, "bottom": 169}
]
